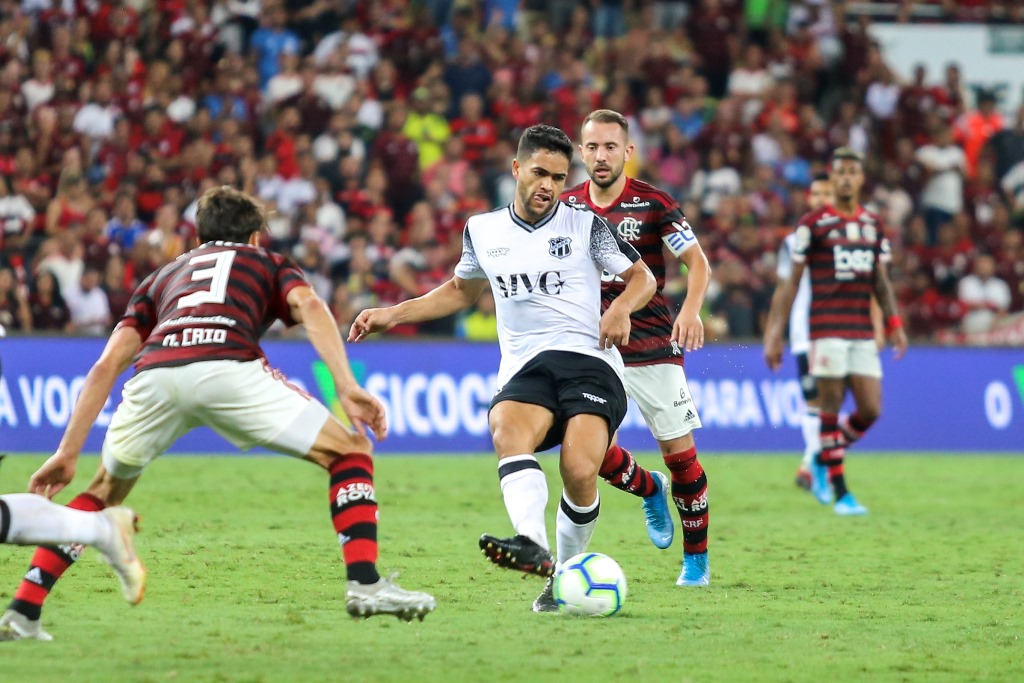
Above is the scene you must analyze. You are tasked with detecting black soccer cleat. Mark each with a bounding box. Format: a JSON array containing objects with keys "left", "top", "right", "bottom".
[
  {"left": 479, "top": 534, "right": 555, "bottom": 578},
  {"left": 532, "top": 576, "right": 559, "bottom": 613}
]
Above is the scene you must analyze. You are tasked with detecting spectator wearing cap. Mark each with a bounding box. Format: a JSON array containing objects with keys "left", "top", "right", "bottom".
[{"left": 403, "top": 86, "right": 451, "bottom": 170}]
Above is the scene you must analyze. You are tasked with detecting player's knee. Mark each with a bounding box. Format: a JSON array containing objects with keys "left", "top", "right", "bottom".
[
  {"left": 858, "top": 405, "right": 881, "bottom": 424},
  {"left": 490, "top": 423, "right": 538, "bottom": 457}
]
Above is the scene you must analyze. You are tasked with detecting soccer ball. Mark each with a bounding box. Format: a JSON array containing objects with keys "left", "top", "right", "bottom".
[{"left": 553, "top": 552, "right": 627, "bottom": 616}]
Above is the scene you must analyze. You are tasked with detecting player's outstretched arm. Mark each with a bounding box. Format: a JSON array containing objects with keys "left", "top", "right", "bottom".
[
  {"left": 763, "top": 261, "right": 805, "bottom": 372},
  {"left": 673, "top": 242, "right": 711, "bottom": 353},
  {"left": 30, "top": 326, "right": 141, "bottom": 498},
  {"left": 348, "top": 276, "right": 489, "bottom": 342},
  {"left": 601, "top": 260, "right": 656, "bottom": 349},
  {"left": 872, "top": 262, "right": 908, "bottom": 360},
  {"left": 288, "top": 285, "right": 387, "bottom": 440}
]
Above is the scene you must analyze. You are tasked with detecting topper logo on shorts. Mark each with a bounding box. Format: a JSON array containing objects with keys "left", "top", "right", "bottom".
[
  {"left": 336, "top": 482, "right": 376, "bottom": 507},
  {"left": 582, "top": 392, "right": 607, "bottom": 404}
]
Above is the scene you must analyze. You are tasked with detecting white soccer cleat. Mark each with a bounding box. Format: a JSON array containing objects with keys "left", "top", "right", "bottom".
[
  {"left": 345, "top": 573, "right": 436, "bottom": 622},
  {"left": 98, "top": 507, "right": 147, "bottom": 606},
  {"left": 0, "top": 609, "right": 53, "bottom": 642}
]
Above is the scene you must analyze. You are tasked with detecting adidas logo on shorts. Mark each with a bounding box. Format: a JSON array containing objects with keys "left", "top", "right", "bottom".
[{"left": 683, "top": 410, "right": 697, "bottom": 421}]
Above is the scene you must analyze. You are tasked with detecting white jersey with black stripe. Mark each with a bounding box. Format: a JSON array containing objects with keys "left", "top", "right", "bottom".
[
  {"left": 777, "top": 231, "right": 812, "bottom": 354},
  {"left": 455, "top": 201, "right": 641, "bottom": 388}
]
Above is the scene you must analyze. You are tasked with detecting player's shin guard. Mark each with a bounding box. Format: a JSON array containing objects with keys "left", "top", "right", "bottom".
[
  {"left": 840, "top": 412, "right": 875, "bottom": 447},
  {"left": 555, "top": 491, "right": 599, "bottom": 565},
  {"left": 819, "top": 413, "right": 848, "bottom": 500},
  {"left": 599, "top": 445, "right": 658, "bottom": 497},
  {"left": 497, "top": 455, "right": 550, "bottom": 550},
  {"left": 664, "top": 448, "right": 708, "bottom": 554},
  {"left": 329, "top": 455, "right": 380, "bottom": 585},
  {"left": 801, "top": 407, "right": 821, "bottom": 469},
  {"left": 9, "top": 493, "right": 105, "bottom": 621}
]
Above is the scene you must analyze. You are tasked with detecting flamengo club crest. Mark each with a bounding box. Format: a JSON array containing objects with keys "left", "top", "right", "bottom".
[
  {"left": 617, "top": 216, "right": 641, "bottom": 241},
  {"left": 548, "top": 236, "right": 572, "bottom": 259}
]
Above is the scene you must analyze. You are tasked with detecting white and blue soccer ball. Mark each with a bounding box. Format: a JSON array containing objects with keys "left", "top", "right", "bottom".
[{"left": 553, "top": 552, "right": 627, "bottom": 616}]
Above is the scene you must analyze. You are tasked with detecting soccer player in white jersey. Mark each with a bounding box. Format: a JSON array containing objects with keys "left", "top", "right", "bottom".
[
  {"left": 771, "top": 174, "right": 833, "bottom": 491},
  {"left": 350, "top": 125, "right": 657, "bottom": 603}
]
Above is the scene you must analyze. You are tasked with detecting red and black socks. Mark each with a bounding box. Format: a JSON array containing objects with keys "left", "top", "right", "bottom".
[
  {"left": 664, "top": 447, "right": 708, "bottom": 555},
  {"left": 600, "top": 445, "right": 658, "bottom": 498},
  {"left": 9, "top": 493, "right": 105, "bottom": 621},
  {"left": 820, "top": 413, "right": 848, "bottom": 500},
  {"left": 329, "top": 455, "right": 380, "bottom": 585}
]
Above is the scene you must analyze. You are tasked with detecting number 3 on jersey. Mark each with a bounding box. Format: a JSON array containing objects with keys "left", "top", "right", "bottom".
[{"left": 177, "top": 251, "right": 236, "bottom": 308}]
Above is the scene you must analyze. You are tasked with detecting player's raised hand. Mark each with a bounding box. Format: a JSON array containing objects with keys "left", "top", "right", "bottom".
[
  {"left": 890, "top": 326, "right": 908, "bottom": 361},
  {"left": 763, "top": 332, "right": 784, "bottom": 372},
  {"left": 672, "top": 310, "right": 704, "bottom": 353},
  {"left": 28, "top": 452, "right": 77, "bottom": 499},
  {"left": 348, "top": 308, "right": 395, "bottom": 342},
  {"left": 339, "top": 385, "right": 388, "bottom": 441}
]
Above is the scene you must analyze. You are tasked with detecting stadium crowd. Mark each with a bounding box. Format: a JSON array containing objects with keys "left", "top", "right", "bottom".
[{"left": 0, "top": 0, "right": 1022, "bottom": 343}]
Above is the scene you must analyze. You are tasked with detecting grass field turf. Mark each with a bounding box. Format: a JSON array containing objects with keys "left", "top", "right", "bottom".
[{"left": 0, "top": 453, "right": 1020, "bottom": 683}]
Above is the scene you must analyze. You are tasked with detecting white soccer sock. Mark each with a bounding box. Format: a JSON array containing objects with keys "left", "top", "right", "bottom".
[
  {"left": 0, "top": 494, "right": 111, "bottom": 547},
  {"left": 497, "top": 455, "right": 549, "bottom": 550},
  {"left": 801, "top": 407, "right": 821, "bottom": 467},
  {"left": 555, "top": 491, "right": 600, "bottom": 565}
]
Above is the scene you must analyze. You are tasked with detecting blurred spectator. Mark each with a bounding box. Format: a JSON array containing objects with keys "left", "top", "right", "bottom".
[
  {"left": 955, "top": 90, "right": 1004, "bottom": 178},
  {"left": 450, "top": 93, "right": 497, "bottom": 167},
  {"left": 458, "top": 288, "right": 498, "bottom": 340},
  {"left": 64, "top": 266, "right": 111, "bottom": 335},
  {"left": 916, "top": 124, "right": 966, "bottom": 243},
  {"left": 958, "top": 254, "right": 1012, "bottom": 334},
  {"left": 249, "top": 3, "right": 301, "bottom": 89},
  {"left": 27, "top": 269, "right": 69, "bottom": 332},
  {"left": 987, "top": 105, "right": 1024, "bottom": 181},
  {"left": 403, "top": 86, "right": 451, "bottom": 170},
  {"left": 102, "top": 254, "right": 132, "bottom": 320},
  {"left": 0, "top": 174, "right": 35, "bottom": 257},
  {"left": 0, "top": 266, "right": 30, "bottom": 332},
  {"left": 105, "top": 192, "right": 147, "bottom": 252}
]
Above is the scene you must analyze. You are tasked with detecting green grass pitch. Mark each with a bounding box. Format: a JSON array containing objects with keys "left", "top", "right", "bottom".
[{"left": 0, "top": 453, "right": 1021, "bottom": 683}]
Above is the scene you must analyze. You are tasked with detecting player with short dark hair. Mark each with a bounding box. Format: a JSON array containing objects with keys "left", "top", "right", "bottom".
[
  {"left": 350, "top": 124, "right": 657, "bottom": 605},
  {"left": 1, "top": 186, "right": 435, "bottom": 640},
  {"left": 770, "top": 174, "right": 834, "bottom": 490},
  {"left": 764, "top": 149, "right": 908, "bottom": 515},
  {"left": 557, "top": 109, "right": 713, "bottom": 596}
]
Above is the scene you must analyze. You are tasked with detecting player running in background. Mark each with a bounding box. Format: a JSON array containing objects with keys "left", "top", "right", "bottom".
[
  {"left": 1, "top": 187, "right": 435, "bottom": 641},
  {"left": 0, "top": 494, "right": 144, "bottom": 640},
  {"left": 764, "top": 148, "right": 908, "bottom": 515},
  {"left": 350, "top": 125, "right": 656, "bottom": 610},
  {"left": 770, "top": 174, "right": 834, "bottom": 490},
  {"left": 560, "top": 109, "right": 712, "bottom": 590}
]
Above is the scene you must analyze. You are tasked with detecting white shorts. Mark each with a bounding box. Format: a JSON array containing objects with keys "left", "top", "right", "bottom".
[
  {"left": 102, "top": 359, "right": 331, "bottom": 478},
  {"left": 623, "top": 362, "right": 702, "bottom": 441},
  {"left": 809, "top": 338, "right": 883, "bottom": 379}
]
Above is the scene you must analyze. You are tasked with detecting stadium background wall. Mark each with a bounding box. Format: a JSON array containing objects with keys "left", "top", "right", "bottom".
[{"left": 1, "top": 339, "right": 1022, "bottom": 453}]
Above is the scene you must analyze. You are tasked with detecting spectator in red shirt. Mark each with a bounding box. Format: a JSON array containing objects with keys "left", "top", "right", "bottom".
[{"left": 450, "top": 93, "right": 497, "bottom": 167}]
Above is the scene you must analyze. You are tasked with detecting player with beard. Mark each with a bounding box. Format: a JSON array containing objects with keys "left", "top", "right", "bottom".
[
  {"left": 765, "top": 148, "right": 908, "bottom": 515},
  {"left": 559, "top": 109, "right": 712, "bottom": 593},
  {"left": 350, "top": 125, "right": 657, "bottom": 611}
]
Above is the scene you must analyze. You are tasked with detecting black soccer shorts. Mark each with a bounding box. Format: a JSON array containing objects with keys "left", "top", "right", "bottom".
[{"left": 490, "top": 350, "right": 628, "bottom": 452}]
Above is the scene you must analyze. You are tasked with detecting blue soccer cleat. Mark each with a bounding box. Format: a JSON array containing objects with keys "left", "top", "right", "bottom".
[
  {"left": 642, "top": 471, "right": 675, "bottom": 549},
  {"left": 810, "top": 461, "right": 833, "bottom": 505},
  {"left": 676, "top": 551, "right": 710, "bottom": 587},
  {"left": 834, "top": 492, "right": 868, "bottom": 516}
]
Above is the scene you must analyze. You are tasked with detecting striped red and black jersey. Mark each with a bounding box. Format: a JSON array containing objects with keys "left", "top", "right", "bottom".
[
  {"left": 117, "top": 241, "right": 309, "bottom": 371},
  {"left": 561, "top": 177, "right": 699, "bottom": 366},
  {"left": 790, "top": 206, "right": 892, "bottom": 341}
]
